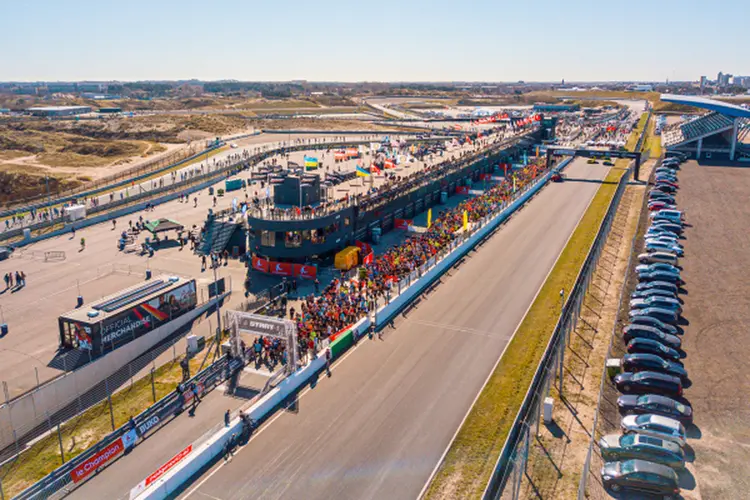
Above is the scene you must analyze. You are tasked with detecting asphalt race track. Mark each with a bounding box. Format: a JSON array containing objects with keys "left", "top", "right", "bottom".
[{"left": 158, "top": 158, "right": 609, "bottom": 500}]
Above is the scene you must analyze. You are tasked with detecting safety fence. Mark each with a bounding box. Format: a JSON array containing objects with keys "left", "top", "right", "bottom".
[
  {"left": 12, "top": 353, "right": 244, "bottom": 500},
  {"left": 482, "top": 164, "right": 632, "bottom": 500},
  {"left": 0, "top": 142, "right": 220, "bottom": 217},
  {"left": 0, "top": 134, "right": 451, "bottom": 246},
  {"left": 576, "top": 155, "right": 661, "bottom": 499},
  {"left": 482, "top": 112, "right": 652, "bottom": 500},
  {"left": 0, "top": 275, "right": 229, "bottom": 467}
]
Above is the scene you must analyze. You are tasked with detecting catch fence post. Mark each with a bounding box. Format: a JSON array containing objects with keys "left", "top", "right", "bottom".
[
  {"left": 57, "top": 422, "right": 65, "bottom": 464},
  {"left": 105, "top": 378, "right": 115, "bottom": 431}
]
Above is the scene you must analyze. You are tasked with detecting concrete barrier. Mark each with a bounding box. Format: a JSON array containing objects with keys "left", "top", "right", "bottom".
[{"left": 0, "top": 294, "right": 228, "bottom": 451}]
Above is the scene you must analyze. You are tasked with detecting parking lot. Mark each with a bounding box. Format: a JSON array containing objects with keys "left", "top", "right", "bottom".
[{"left": 673, "top": 159, "right": 750, "bottom": 499}]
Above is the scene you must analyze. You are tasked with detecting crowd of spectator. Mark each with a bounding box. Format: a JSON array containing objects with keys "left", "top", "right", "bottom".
[{"left": 281, "top": 158, "right": 548, "bottom": 360}]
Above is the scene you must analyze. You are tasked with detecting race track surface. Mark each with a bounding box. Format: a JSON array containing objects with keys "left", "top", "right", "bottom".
[{"left": 170, "top": 158, "right": 609, "bottom": 500}]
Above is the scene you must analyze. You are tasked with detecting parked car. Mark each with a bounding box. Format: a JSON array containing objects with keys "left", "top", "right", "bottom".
[
  {"left": 587, "top": 158, "right": 598, "bottom": 164},
  {"left": 622, "top": 354, "right": 688, "bottom": 382},
  {"left": 630, "top": 296, "right": 682, "bottom": 314},
  {"left": 626, "top": 338, "right": 682, "bottom": 361},
  {"left": 617, "top": 394, "right": 693, "bottom": 424},
  {"left": 621, "top": 414, "right": 687, "bottom": 447},
  {"left": 649, "top": 190, "right": 675, "bottom": 200},
  {"left": 645, "top": 237, "right": 683, "bottom": 249},
  {"left": 654, "top": 176, "right": 679, "bottom": 185},
  {"left": 599, "top": 433, "right": 685, "bottom": 468},
  {"left": 635, "top": 279, "right": 679, "bottom": 294},
  {"left": 629, "top": 307, "right": 680, "bottom": 326},
  {"left": 651, "top": 207, "right": 683, "bottom": 219},
  {"left": 623, "top": 325, "right": 681, "bottom": 349},
  {"left": 638, "top": 252, "right": 678, "bottom": 266},
  {"left": 648, "top": 202, "right": 677, "bottom": 212},
  {"left": 650, "top": 220, "right": 683, "bottom": 234},
  {"left": 631, "top": 288, "right": 679, "bottom": 301},
  {"left": 601, "top": 459, "right": 680, "bottom": 498},
  {"left": 645, "top": 241, "right": 684, "bottom": 257},
  {"left": 614, "top": 371, "right": 683, "bottom": 397},
  {"left": 603, "top": 160, "right": 615, "bottom": 166},
  {"left": 638, "top": 269, "right": 685, "bottom": 285},
  {"left": 645, "top": 229, "right": 680, "bottom": 241},
  {"left": 655, "top": 177, "right": 679, "bottom": 186},
  {"left": 636, "top": 263, "right": 681, "bottom": 274},
  {"left": 628, "top": 314, "right": 680, "bottom": 335},
  {"left": 652, "top": 184, "right": 677, "bottom": 194}
]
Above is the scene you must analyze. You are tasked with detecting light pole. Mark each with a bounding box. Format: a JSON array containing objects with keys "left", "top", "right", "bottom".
[{"left": 212, "top": 263, "right": 223, "bottom": 360}]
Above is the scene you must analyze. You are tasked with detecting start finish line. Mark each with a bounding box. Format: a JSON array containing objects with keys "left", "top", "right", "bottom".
[{"left": 225, "top": 310, "right": 299, "bottom": 373}]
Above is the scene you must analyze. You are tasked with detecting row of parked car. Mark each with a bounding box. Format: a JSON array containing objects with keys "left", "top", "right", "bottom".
[{"left": 600, "top": 152, "right": 692, "bottom": 499}]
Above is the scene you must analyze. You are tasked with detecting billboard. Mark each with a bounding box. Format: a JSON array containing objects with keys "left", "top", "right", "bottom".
[{"left": 97, "top": 281, "right": 197, "bottom": 351}]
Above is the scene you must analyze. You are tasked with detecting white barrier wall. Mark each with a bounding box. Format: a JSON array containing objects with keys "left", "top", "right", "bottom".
[{"left": 0, "top": 295, "right": 227, "bottom": 451}]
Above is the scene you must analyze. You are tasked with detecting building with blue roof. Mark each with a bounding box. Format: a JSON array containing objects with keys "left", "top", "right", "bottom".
[{"left": 660, "top": 94, "right": 750, "bottom": 161}]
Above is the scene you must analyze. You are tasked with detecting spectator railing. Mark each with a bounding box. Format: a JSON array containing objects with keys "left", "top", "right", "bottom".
[{"left": 13, "top": 350, "right": 244, "bottom": 500}]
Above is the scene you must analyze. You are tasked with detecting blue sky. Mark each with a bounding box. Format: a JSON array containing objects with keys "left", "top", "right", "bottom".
[{"left": 1, "top": 0, "right": 748, "bottom": 82}]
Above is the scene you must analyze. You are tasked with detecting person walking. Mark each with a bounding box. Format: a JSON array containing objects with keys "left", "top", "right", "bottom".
[
  {"left": 325, "top": 347, "right": 332, "bottom": 377},
  {"left": 224, "top": 409, "right": 231, "bottom": 427}
]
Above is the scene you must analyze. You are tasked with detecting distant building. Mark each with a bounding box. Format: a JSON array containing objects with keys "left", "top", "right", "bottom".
[
  {"left": 533, "top": 103, "right": 580, "bottom": 112},
  {"left": 26, "top": 105, "right": 92, "bottom": 117},
  {"left": 699, "top": 76, "right": 707, "bottom": 93},
  {"left": 631, "top": 84, "right": 654, "bottom": 92}
]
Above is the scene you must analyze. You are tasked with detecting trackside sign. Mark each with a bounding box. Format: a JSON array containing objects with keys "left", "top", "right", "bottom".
[
  {"left": 70, "top": 437, "right": 125, "bottom": 483},
  {"left": 129, "top": 444, "right": 193, "bottom": 499}
]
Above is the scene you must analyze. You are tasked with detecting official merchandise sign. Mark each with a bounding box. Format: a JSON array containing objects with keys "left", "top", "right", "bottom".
[
  {"left": 70, "top": 437, "right": 125, "bottom": 483},
  {"left": 129, "top": 444, "right": 193, "bottom": 499}
]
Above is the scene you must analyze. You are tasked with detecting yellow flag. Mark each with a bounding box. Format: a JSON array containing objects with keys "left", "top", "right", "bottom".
[
  {"left": 427, "top": 208, "right": 432, "bottom": 229},
  {"left": 463, "top": 210, "right": 468, "bottom": 230}
]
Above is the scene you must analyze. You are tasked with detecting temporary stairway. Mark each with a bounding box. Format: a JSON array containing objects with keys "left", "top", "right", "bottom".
[{"left": 198, "top": 219, "right": 239, "bottom": 256}]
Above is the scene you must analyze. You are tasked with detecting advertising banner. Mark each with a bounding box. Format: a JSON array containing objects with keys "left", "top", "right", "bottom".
[
  {"left": 130, "top": 445, "right": 193, "bottom": 499},
  {"left": 269, "top": 262, "right": 294, "bottom": 277},
  {"left": 70, "top": 437, "right": 125, "bottom": 483},
  {"left": 293, "top": 264, "right": 317, "bottom": 280},
  {"left": 394, "top": 219, "right": 412, "bottom": 230},
  {"left": 252, "top": 256, "right": 270, "bottom": 273},
  {"left": 456, "top": 186, "right": 470, "bottom": 194},
  {"left": 480, "top": 173, "right": 492, "bottom": 181}
]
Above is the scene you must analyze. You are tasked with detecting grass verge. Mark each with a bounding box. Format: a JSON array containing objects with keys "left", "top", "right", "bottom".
[
  {"left": 0, "top": 352, "right": 208, "bottom": 498},
  {"left": 425, "top": 165, "right": 627, "bottom": 499},
  {"left": 424, "top": 112, "right": 649, "bottom": 498}
]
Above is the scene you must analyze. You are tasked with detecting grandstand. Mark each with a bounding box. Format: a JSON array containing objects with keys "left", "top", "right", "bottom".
[{"left": 660, "top": 94, "right": 750, "bottom": 161}]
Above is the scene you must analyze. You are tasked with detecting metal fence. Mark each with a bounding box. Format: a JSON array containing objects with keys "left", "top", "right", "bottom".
[
  {"left": 0, "top": 272, "right": 226, "bottom": 468},
  {"left": 483, "top": 164, "right": 633, "bottom": 500},
  {"left": 11, "top": 352, "right": 244, "bottom": 500},
  {"left": 0, "top": 134, "right": 444, "bottom": 245},
  {"left": 0, "top": 143, "right": 210, "bottom": 215},
  {"left": 576, "top": 154, "right": 661, "bottom": 499},
  {"left": 482, "top": 111, "right": 652, "bottom": 500}
]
